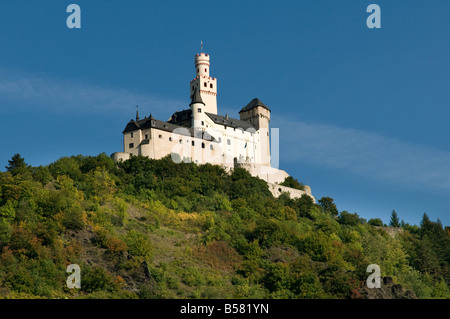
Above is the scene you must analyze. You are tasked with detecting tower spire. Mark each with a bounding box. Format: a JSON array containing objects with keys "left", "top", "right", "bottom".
[
  {"left": 136, "top": 105, "right": 140, "bottom": 121},
  {"left": 190, "top": 84, "right": 204, "bottom": 106}
]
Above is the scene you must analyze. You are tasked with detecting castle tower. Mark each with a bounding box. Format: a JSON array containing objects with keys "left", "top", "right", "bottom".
[
  {"left": 190, "top": 53, "right": 217, "bottom": 115},
  {"left": 239, "top": 98, "right": 271, "bottom": 166},
  {"left": 190, "top": 84, "right": 205, "bottom": 131}
]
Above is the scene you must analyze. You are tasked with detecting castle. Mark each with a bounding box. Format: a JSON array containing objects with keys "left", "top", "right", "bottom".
[{"left": 111, "top": 52, "right": 314, "bottom": 201}]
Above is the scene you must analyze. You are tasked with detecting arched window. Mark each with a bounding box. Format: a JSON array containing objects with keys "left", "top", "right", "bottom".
[
  {"left": 204, "top": 82, "right": 207, "bottom": 87},
  {"left": 210, "top": 83, "right": 213, "bottom": 88}
]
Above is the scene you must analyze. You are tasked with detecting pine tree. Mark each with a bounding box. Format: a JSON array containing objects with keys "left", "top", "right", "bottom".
[
  {"left": 389, "top": 210, "right": 400, "bottom": 227},
  {"left": 5, "top": 153, "right": 30, "bottom": 176}
]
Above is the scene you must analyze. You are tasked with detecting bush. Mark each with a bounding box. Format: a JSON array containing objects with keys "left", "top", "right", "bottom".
[
  {"left": 368, "top": 218, "right": 383, "bottom": 227},
  {"left": 126, "top": 230, "right": 153, "bottom": 260},
  {"left": 81, "top": 266, "right": 115, "bottom": 293}
]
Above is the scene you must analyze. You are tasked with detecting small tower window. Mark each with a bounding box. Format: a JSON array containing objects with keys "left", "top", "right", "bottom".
[
  {"left": 210, "top": 83, "right": 213, "bottom": 88},
  {"left": 129, "top": 143, "right": 134, "bottom": 148},
  {"left": 210, "top": 145, "right": 214, "bottom": 150},
  {"left": 145, "top": 134, "right": 148, "bottom": 139},
  {"left": 204, "top": 82, "right": 207, "bottom": 87},
  {"left": 227, "top": 139, "right": 231, "bottom": 145},
  {"left": 192, "top": 141, "right": 195, "bottom": 146},
  {"left": 201, "top": 142, "right": 205, "bottom": 149},
  {"left": 205, "top": 68, "right": 207, "bottom": 72},
  {"left": 201, "top": 121, "right": 204, "bottom": 126},
  {"left": 159, "top": 134, "right": 162, "bottom": 138},
  {"left": 198, "top": 108, "right": 201, "bottom": 113},
  {"left": 130, "top": 132, "right": 134, "bottom": 138},
  {"left": 169, "top": 137, "right": 172, "bottom": 141}
]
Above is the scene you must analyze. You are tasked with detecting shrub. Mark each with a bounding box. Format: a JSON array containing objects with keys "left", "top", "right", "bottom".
[
  {"left": 81, "top": 266, "right": 115, "bottom": 293},
  {"left": 126, "top": 230, "right": 153, "bottom": 260}
]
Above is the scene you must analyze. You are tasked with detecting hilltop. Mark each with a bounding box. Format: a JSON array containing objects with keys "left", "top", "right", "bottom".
[{"left": 0, "top": 153, "right": 448, "bottom": 299}]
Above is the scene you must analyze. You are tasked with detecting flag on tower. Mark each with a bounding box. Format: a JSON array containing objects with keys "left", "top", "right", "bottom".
[{"left": 201, "top": 41, "right": 203, "bottom": 52}]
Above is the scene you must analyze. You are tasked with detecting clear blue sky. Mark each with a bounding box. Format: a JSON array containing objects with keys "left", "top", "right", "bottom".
[{"left": 1, "top": 1, "right": 449, "bottom": 226}]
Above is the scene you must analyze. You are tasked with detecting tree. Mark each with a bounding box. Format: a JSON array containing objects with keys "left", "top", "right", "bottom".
[
  {"left": 368, "top": 218, "right": 383, "bottom": 227},
  {"left": 318, "top": 197, "right": 338, "bottom": 216},
  {"left": 338, "top": 211, "right": 363, "bottom": 226},
  {"left": 280, "top": 176, "right": 305, "bottom": 191},
  {"left": 5, "top": 154, "right": 30, "bottom": 176},
  {"left": 389, "top": 210, "right": 400, "bottom": 227}
]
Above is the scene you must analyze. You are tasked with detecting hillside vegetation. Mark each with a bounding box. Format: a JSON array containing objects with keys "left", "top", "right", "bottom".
[{"left": 0, "top": 153, "right": 449, "bottom": 299}]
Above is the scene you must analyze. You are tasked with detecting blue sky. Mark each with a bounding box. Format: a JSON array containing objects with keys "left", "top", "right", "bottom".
[{"left": 0, "top": 1, "right": 449, "bottom": 226}]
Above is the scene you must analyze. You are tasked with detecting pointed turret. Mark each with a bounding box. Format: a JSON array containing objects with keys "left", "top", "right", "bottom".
[
  {"left": 190, "top": 85, "right": 205, "bottom": 106},
  {"left": 136, "top": 105, "right": 140, "bottom": 121}
]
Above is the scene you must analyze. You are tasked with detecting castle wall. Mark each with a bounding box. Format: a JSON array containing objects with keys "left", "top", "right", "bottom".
[
  {"left": 267, "top": 183, "right": 315, "bottom": 202},
  {"left": 110, "top": 152, "right": 131, "bottom": 162}
]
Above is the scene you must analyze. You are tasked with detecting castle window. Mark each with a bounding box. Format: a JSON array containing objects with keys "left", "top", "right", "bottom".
[
  {"left": 201, "top": 121, "right": 204, "bottom": 126},
  {"left": 145, "top": 134, "right": 148, "bottom": 139},
  {"left": 198, "top": 108, "right": 201, "bottom": 113},
  {"left": 210, "top": 145, "right": 214, "bottom": 150},
  {"left": 205, "top": 68, "right": 207, "bottom": 72},
  {"left": 130, "top": 132, "right": 134, "bottom": 138},
  {"left": 179, "top": 139, "right": 182, "bottom": 144},
  {"left": 159, "top": 134, "right": 162, "bottom": 138},
  {"left": 204, "top": 82, "right": 207, "bottom": 87},
  {"left": 129, "top": 143, "right": 134, "bottom": 148},
  {"left": 169, "top": 137, "right": 172, "bottom": 141},
  {"left": 227, "top": 139, "right": 231, "bottom": 145},
  {"left": 210, "top": 83, "right": 213, "bottom": 88},
  {"left": 201, "top": 142, "right": 205, "bottom": 149},
  {"left": 192, "top": 141, "right": 195, "bottom": 146}
]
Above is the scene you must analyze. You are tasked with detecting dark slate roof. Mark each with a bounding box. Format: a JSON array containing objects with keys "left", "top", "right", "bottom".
[
  {"left": 123, "top": 115, "right": 218, "bottom": 142},
  {"left": 167, "top": 109, "right": 192, "bottom": 126},
  {"left": 205, "top": 113, "right": 255, "bottom": 131},
  {"left": 189, "top": 85, "right": 205, "bottom": 106},
  {"left": 239, "top": 98, "right": 271, "bottom": 113}
]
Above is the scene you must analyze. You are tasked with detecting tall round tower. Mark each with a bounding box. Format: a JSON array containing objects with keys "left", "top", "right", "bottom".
[
  {"left": 190, "top": 53, "right": 218, "bottom": 115},
  {"left": 195, "top": 53, "right": 210, "bottom": 77},
  {"left": 190, "top": 84, "right": 205, "bottom": 130}
]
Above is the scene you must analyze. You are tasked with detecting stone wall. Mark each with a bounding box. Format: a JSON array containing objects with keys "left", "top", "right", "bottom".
[{"left": 267, "top": 183, "right": 315, "bottom": 202}]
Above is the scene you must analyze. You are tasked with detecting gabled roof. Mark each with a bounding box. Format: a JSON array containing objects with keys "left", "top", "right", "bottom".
[
  {"left": 123, "top": 115, "right": 218, "bottom": 142},
  {"left": 205, "top": 113, "right": 255, "bottom": 131},
  {"left": 239, "top": 98, "right": 270, "bottom": 113},
  {"left": 167, "top": 109, "right": 192, "bottom": 126}
]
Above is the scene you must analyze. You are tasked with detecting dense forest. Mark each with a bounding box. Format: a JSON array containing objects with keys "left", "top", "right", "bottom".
[{"left": 0, "top": 153, "right": 448, "bottom": 299}]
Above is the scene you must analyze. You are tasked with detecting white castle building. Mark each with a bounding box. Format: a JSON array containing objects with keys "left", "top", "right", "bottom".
[{"left": 112, "top": 52, "right": 314, "bottom": 200}]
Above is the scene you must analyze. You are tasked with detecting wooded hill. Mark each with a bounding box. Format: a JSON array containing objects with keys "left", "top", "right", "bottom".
[{"left": 0, "top": 153, "right": 448, "bottom": 299}]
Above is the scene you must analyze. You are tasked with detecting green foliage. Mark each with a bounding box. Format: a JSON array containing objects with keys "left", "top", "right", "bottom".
[
  {"left": 0, "top": 153, "right": 448, "bottom": 299},
  {"left": 81, "top": 266, "right": 116, "bottom": 293},
  {"left": 125, "top": 230, "right": 153, "bottom": 260},
  {"left": 5, "top": 154, "right": 30, "bottom": 176},
  {"left": 318, "top": 197, "right": 338, "bottom": 216},
  {"left": 0, "top": 200, "right": 16, "bottom": 221},
  {"left": 368, "top": 218, "right": 383, "bottom": 227},
  {"left": 338, "top": 211, "right": 365, "bottom": 226},
  {"left": 390, "top": 210, "right": 401, "bottom": 227},
  {"left": 279, "top": 176, "right": 305, "bottom": 190},
  {"left": 0, "top": 218, "right": 12, "bottom": 246}
]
